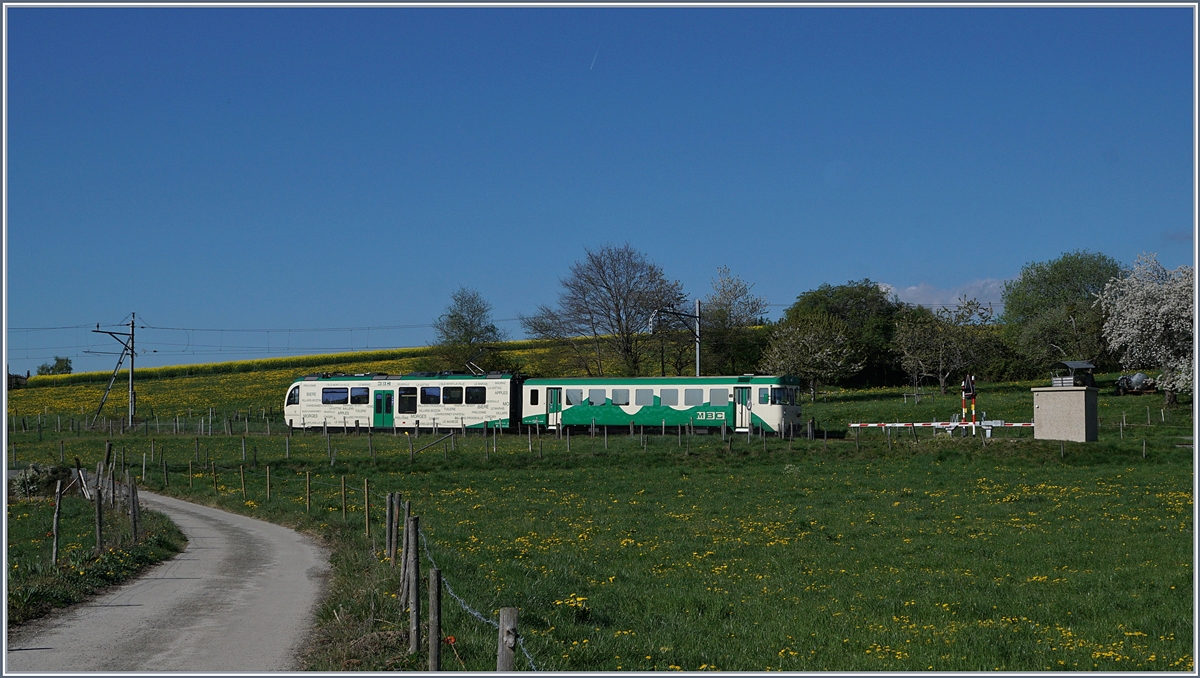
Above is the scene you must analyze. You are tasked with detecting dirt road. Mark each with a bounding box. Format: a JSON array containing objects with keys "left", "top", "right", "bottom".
[{"left": 6, "top": 492, "right": 329, "bottom": 672}]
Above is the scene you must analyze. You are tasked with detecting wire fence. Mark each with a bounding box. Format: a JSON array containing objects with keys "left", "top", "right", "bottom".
[{"left": 158, "top": 461, "right": 539, "bottom": 671}]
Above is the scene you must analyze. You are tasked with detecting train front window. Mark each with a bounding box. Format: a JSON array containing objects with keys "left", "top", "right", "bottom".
[
  {"left": 322, "top": 388, "right": 349, "bottom": 405},
  {"left": 771, "top": 388, "right": 786, "bottom": 405},
  {"left": 287, "top": 386, "right": 300, "bottom": 406},
  {"left": 443, "top": 387, "right": 463, "bottom": 405},
  {"left": 350, "top": 387, "right": 369, "bottom": 405},
  {"left": 398, "top": 387, "right": 417, "bottom": 414}
]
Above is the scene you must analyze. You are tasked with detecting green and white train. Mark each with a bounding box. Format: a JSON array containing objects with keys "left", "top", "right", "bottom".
[{"left": 283, "top": 372, "right": 803, "bottom": 434}]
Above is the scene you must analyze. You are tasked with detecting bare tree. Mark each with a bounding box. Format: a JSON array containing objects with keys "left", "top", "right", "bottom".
[
  {"left": 520, "top": 244, "right": 686, "bottom": 376},
  {"left": 432, "top": 287, "right": 508, "bottom": 372},
  {"left": 701, "top": 266, "right": 769, "bottom": 375},
  {"left": 758, "top": 311, "right": 863, "bottom": 401},
  {"left": 894, "top": 298, "right": 993, "bottom": 395},
  {"left": 1097, "top": 253, "right": 1193, "bottom": 406}
]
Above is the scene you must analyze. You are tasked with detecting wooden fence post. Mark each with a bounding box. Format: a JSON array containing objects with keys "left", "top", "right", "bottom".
[
  {"left": 189, "top": 460, "right": 193, "bottom": 488},
  {"left": 408, "top": 515, "right": 421, "bottom": 655},
  {"left": 306, "top": 471, "right": 311, "bottom": 513},
  {"left": 93, "top": 474, "right": 104, "bottom": 557},
  {"left": 385, "top": 492, "right": 394, "bottom": 560},
  {"left": 389, "top": 493, "right": 401, "bottom": 568},
  {"left": 364, "top": 478, "right": 370, "bottom": 537},
  {"left": 51, "top": 480, "right": 63, "bottom": 566},
  {"left": 497, "top": 607, "right": 518, "bottom": 671},
  {"left": 240, "top": 465, "right": 246, "bottom": 500},
  {"left": 341, "top": 476, "right": 347, "bottom": 520},
  {"left": 429, "top": 568, "right": 441, "bottom": 671},
  {"left": 266, "top": 465, "right": 271, "bottom": 502}
]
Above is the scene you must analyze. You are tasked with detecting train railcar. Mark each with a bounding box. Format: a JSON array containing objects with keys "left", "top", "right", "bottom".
[
  {"left": 521, "top": 375, "right": 803, "bottom": 434},
  {"left": 282, "top": 372, "right": 518, "bottom": 431}
]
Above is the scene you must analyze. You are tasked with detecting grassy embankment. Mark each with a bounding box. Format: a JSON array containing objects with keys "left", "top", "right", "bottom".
[{"left": 7, "top": 491, "right": 186, "bottom": 626}]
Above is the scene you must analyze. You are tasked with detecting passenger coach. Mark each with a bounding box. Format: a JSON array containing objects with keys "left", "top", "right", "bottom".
[
  {"left": 283, "top": 372, "right": 518, "bottom": 431},
  {"left": 521, "top": 375, "right": 803, "bottom": 434}
]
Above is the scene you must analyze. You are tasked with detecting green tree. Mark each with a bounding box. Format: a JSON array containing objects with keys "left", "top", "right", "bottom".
[
  {"left": 36, "top": 356, "right": 72, "bottom": 376},
  {"left": 700, "top": 266, "right": 769, "bottom": 375},
  {"left": 432, "top": 287, "right": 508, "bottom": 372},
  {"left": 758, "top": 311, "right": 863, "bottom": 401},
  {"left": 1000, "top": 250, "right": 1123, "bottom": 370},
  {"left": 783, "top": 279, "right": 905, "bottom": 386}
]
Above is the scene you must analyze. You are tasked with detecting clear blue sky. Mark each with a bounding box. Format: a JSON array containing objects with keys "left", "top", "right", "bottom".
[{"left": 4, "top": 6, "right": 1195, "bottom": 375}]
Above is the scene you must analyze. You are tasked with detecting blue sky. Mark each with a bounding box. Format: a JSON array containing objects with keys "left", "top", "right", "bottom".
[{"left": 4, "top": 6, "right": 1194, "bottom": 375}]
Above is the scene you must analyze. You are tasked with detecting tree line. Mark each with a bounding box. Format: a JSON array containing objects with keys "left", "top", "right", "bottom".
[{"left": 428, "top": 245, "right": 1193, "bottom": 406}]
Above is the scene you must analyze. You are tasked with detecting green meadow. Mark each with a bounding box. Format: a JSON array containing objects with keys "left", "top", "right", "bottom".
[{"left": 5, "top": 374, "right": 1193, "bottom": 671}]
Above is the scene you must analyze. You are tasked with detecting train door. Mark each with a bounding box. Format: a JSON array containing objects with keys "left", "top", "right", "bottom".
[
  {"left": 546, "top": 388, "right": 562, "bottom": 429},
  {"left": 374, "top": 390, "right": 394, "bottom": 429},
  {"left": 734, "top": 387, "right": 752, "bottom": 432}
]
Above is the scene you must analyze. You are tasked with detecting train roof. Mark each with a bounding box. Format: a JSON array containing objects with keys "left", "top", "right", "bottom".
[
  {"left": 292, "top": 372, "right": 514, "bottom": 383},
  {"left": 524, "top": 375, "right": 802, "bottom": 386}
]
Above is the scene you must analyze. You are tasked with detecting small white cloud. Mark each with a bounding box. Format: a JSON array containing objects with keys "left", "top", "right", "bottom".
[{"left": 887, "top": 278, "right": 1006, "bottom": 308}]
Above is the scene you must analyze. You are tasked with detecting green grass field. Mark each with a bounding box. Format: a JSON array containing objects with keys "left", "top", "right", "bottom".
[{"left": 5, "top": 374, "right": 1193, "bottom": 671}]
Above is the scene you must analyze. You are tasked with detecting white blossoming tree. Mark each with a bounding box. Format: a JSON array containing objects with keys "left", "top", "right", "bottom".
[
  {"left": 1097, "top": 253, "right": 1193, "bottom": 406},
  {"left": 758, "top": 311, "right": 864, "bottom": 402}
]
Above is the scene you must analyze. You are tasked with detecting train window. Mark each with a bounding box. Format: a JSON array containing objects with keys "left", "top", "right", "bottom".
[
  {"left": 660, "top": 389, "right": 679, "bottom": 406},
  {"left": 565, "top": 389, "right": 583, "bottom": 406},
  {"left": 398, "top": 387, "right": 417, "bottom": 414},
  {"left": 635, "top": 389, "right": 655, "bottom": 406},
  {"left": 350, "top": 387, "right": 370, "bottom": 405},
  {"left": 443, "top": 387, "right": 463, "bottom": 405},
  {"left": 709, "top": 388, "right": 728, "bottom": 407},
  {"left": 611, "top": 389, "right": 630, "bottom": 406},
  {"left": 684, "top": 389, "right": 704, "bottom": 406},
  {"left": 588, "top": 389, "right": 606, "bottom": 406},
  {"left": 758, "top": 388, "right": 769, "bottom": 404},
  {"left": 465, "top": 386, "right": 487, "bottom": 404},
  {"left": 287, "top": 386, "right": 300, "bottom": 406},
  {"left": 322, "top": 388, "right": 349, "bottom": 405},
  {"left": 530, "top": 389, "right": 539, "bottom": 406},
  {"left": 771, "top": 388, "right": 784, "bottom": 405},
  {"left": 420, "top": 387, "right": 441, "bottom": 405}
]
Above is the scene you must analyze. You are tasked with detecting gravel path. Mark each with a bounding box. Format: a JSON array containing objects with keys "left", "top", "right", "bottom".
[{"left": 6, "top": 492, "right": 329, "bottom": 672}]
